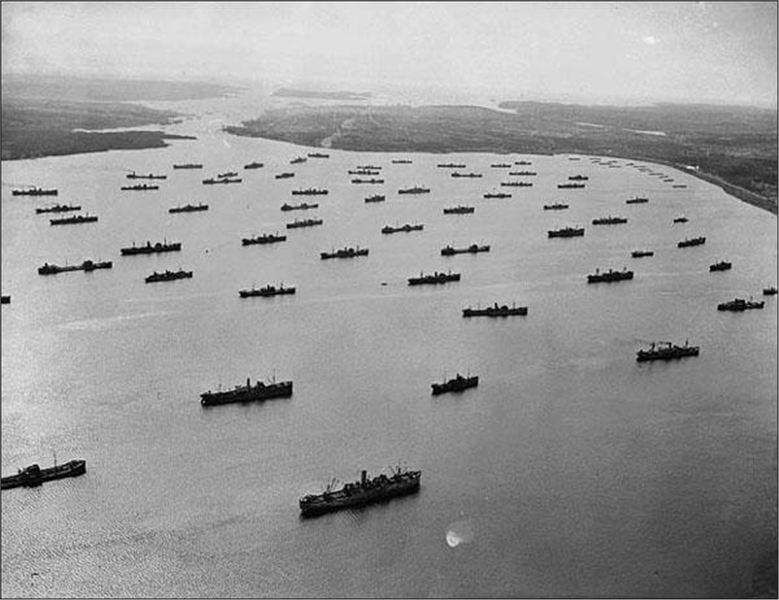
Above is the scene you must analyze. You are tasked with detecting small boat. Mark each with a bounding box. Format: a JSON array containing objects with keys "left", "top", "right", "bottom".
[
  {"left": 509, "top": 171, "right": 537, "bottom": 176},
  {"left": 351, "top": 178, "right": 384, "bottom": 184},
  {"left": 568, "top": 175, "right": 589, "bottom": 181},
  {"left": 202, "top": 177, "right": 242, "bottom": 184},
  {"left": 500, "top": 181, "right": 532, "bottom": 187},
  {"left": 290, "top": 156, "right": 307, "bottom": 164},
  {"left": 451, "top": 172, "right": 482, "bottom": 178},
  {"left": 391, "top": 159, "right": 412, "bottom": 164},
  {"left": 217, "top": 171, "right": 238, "bottom": 178},
  {"left": 558, "top": 183, "right": 585, "bottom": 189},
  {"left": 307, "top": 153, "right": 330, "bottom": 159},
  {"left": 437, "top": 163, "right": 466, "bottom": 169}
]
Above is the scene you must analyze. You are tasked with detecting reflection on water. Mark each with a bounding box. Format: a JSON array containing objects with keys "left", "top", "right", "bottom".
[{"left": 1, "top": 88, "right": 776, "bottom": 598}]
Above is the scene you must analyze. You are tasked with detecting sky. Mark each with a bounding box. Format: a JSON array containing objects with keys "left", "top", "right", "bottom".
[{"left": 2, "top": 1, "right": 776, "bottom": 107}]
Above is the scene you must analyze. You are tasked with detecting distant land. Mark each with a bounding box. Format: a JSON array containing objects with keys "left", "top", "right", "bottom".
[
  {"left": 272, "top": 88, "right": 371, "bottom": 101},
  {"left": 224, "top": 102, "right": 777, "bottom": 214},
  {"left": 0, "top": 75, "right": 237, "bottom": 160}
]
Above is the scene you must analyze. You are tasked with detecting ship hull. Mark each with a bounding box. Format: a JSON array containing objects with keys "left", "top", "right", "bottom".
[
  {"left": 1, "top": 460, "right": 86, "bottom": 490},
  {"left": 201, "top": 382, "right": 293, "bottom": 406}
]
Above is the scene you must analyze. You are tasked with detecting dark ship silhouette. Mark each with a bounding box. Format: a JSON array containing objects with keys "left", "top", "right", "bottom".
[
  {"left": 121, "top": 240, "right": 182, "bottom": 255},
  {"left": 145, "top": 269, "right": 193, "bottom": 283},
  {"left": 717, "top": 298, "right": 765, "bottom": 312},
  {"left": 636, "top": 341, "right": 699, "bottom": 362},
  {"left": 408, "top": 271, "right": 461, "bottom": 286},
  {"left": 441, "top": 244, "right": 490, "bottom": 256},
  {"left": 462, "top": 302, "right": 528, "bottom": 317},
  {"left": 2, "top": 459, "right": 86, "bottom": 490},
  {"left": 169, "top": 203, "right": 208, "bottom": 213},
  {"left": 201, "top": 376, "right": 293, "bottom": 406},
  {"left": 320, "top": 247, "right": 369, "bottom": 260},
  {"left": 242, "top": 233, "right": 287, "bottom": 245},
  {"left": 238, "top": 283, "right": 295, "bottom": 297},
  {"left": 431, "top": 373, "right": 479, "bottom": 395},
  {"left": 38, "top": 259, "right": 112, "bottom": 275},
  {"left": 587, "top": 268, "right": 634, "bottom": 283}
]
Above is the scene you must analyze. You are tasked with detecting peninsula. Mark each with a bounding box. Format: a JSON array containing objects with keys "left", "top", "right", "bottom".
[{"left": 224, "top": 102, "right": 777, "bottom": 214}]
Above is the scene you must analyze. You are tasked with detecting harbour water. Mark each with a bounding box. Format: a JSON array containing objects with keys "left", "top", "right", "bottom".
[{"left": 1, "top": 91, "right": 776, "bottom": 597}]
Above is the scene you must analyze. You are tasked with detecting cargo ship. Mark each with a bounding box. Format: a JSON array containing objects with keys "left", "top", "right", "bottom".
[
  {"left": 392, "top": 159, "right": 412, "bottom": 164},
  {"left": 515, "top": 160, "right": 532, "bottom": 165},
  {"left": 238, "top": 283, "right": 295, "bottom": 297},
  {"left": 1, "top": 295, "right": 9, "bottom": 304},
  {"left": 292, "top": 188, "right": 328, "bottom": 196},
  {"left": 672, "top": 184, "right": 687, "bottom": 188},
  {"left": 50, "top": 214, "right": 98, "bottom": 226},
  {"left": 299, "top": 467, "right": 421, "bottom": 517},
  {"left": 441, "top": 243, "right": 490, "bottom": 256},
  {"left": 451, "top": 172, "right": 482, "bottom": 178},
  {"left": 217, "top": 171, "right": 238, "bottom": 178},
  {"left": 120, "top": 240, "right": 182, "bottom": 256},
  {"left": 145, "top": 269, "right": 193, "bottom": 283},
  {"left": 709, "top": 261, "right": 732, "bottom": 272},
  {"left": 631, "top": 250, "right": 654, "bottom": 258},
  {"left": 558, "top": 183, "right": 585, "bottom": 189},
  {"left": 200, "top": 376, "right": 293, "bottom": 406},
  {"left": 244, "top": 162, "right": 264, "bottom": 169},
  {"left": 543, "top": 203, "right": 569, "bottom": 210},
  {"left": 484, "top": 192, "right": 512, "bottom": 199},
  {"left": 365, "top": 195, "right": 386, "bottom": 203},
  {"left": 636, "top": 341, "right": 699, "bottom": 362},
  {"left": 281, "top": 202, "right": 319, "bottom": 211},
  {"left": 352, "top": 178, "right": 384, "bottom": 184},
  {"left": 290, "top": 156, "right": 307, "bottom": 164},
  {"left": 356, "top": 165, "right": 382, "bottom": 170},
  {"left": 320, "top": 246, "right": 369, "bottom": 260},
  {"left": 764, "top": 286, "right": 778, "bottom": 296},
  {"left": 678, "top": 236, "right": 706, "bottom": 248},
  {"left": 431, "top": 373, "right": 479, "bottom": 395},
  {"left": 121, "top": 183, "right": 159, "bottom": 191},
  {"left": 673, "top": 216, "right": 689, "bottom": 223},
  {"left": 592, "top": 216, "right": 628, "bottom": 225},
  {"left": 509, "top": 171, "right": 537, "bottom": 176},
  {"left": 307, "top": 152, "right": 330, "bottom": 159},
  {"left": 398, "top": 186, "right": 430, "bottom": 195},
  {"left": 500, "top": 181, "right": 532, "bottom": 187},
  {"left": 443, "top": 205, "right": 474, "bottom": 214},
  {"left": 286, "top": 218, "right": 323, "bottom": 229},
  {"left": 38, "top": 259, "right": 112, "bottom": 275},
  {"left": 126, "top": 171, "right": 167, "bottom": 180},
  {"left": 348, "top": 170, "right": 380, "bottom": 176},
  {"left": 462, "top": 302, "right": 527, "bottom": 317},
  {"left": 202, "top": 177, "right": 242, "bottom": 184},
  {"left": 2, "top": 459, "right": 86, "bottom": 490},
  {"left": 173, "top": 163, "right": 203, "bottom": 169},
  {"left": 275, "top": 172, "right": 295, "bottom": 179},
  {"left": 382, "top": 223, "right": 424, "bottom": 234},
  {"left": 490, "top": 163, "right": 511, "bottom": 168},
  {"left": 626, "top": 196, "right": 649, "bottom": 204},
  {"left": 12, "top": 187, "right": 58, "bottom": 196},
  {"left": 568, "top": 175, "right": 589, "bottom": 181},
  {"left": 408, "top": 270, "right": 461, "bottom": 286},
  {"left": 717, "top": 298, "right": 765, "bottom": 312},
  {"left": 242, "top": 233, "right": 287, "bottom": 245},
  {"left": 437, "top": 163, "right": 466, "bottom": 168},
  {"left": 548, "top": 226, "right": 584, "bottom": 238},
  {"left": 169, "top": 203, "right": 208, "bottom": 214},
  {"left": 36, "top": 204, "right": 81, "bottom": 214},
  {"left": 587, "top": 268, "right": 634, "bottom": 283}
]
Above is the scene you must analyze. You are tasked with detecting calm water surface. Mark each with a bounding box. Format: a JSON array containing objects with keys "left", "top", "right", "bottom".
[{"left": 1, "top": 91, "right": 776, "bottom": 598}]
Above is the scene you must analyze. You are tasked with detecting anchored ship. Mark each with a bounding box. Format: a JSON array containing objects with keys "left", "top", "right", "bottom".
[
  {"left": 509, "top": 171, "right": 537, "bottom": 176},
  {"left": 320, "top": 246, "right": 369, "bottom": 260},
  {"left": 717, "top": 298, "right": 765, "bottom": 312},
  {"left": 408, "top": 270, "right": 461, "bottom": 286},
  {"left": 145, "top": 269, "right": 193, "bottom": 283},
  {"left": 490, "top": 163, "right": 511, "bottom": 168},
  {"left": 299, "top": 467, "right": 421, "bottom": 517},
  {"left": 121, "top": 240, "right": 182, "bottom": 255},
  {"left": 38, "top": 259, "right": 112, "bottom": 275},
  {"left": 2, "top": 459, "right": 86, "bottom": 490},
  {"left": 437, "top": 163, "right": 466, "bottom": 168},
  {"left": 201, "top": 376, "right": 293, "bottom": 406},
  {"left": 568, "top": 175, "right": 589, "bottom": 181},
  {"left": 242, "top": 233, "right": 287, "bottom": 245},
  {"left": 308, "top": 152, "right": 330, "bottom": 158},
  {"left": 764, "top": 286, "right": 778, "bottom": 296},
  {"left": 678, "top": 236, "right": 706, "bottom": 248},
  {"left": 286, "top": 218, "right": 324, "bottom": 229},
  {"left": 543, "top": 203, "right": 569, "bottom": 210},
  {"left": 169, "top": 203, "right": 208, "bottom": 213},
  {"left": 1, "top": 295, "right": 9, "bottom": 304},
  {"left": 365, "top": 195, "right": 386, "bottom": 203},
  {"left": 202, "top": 177, "right": 242, "bottom": 184},
  {"left": 348, "top": 170, "right": 380, "bottom": 176},
  {"left": 592, "top": 216, "right": 628, "bottom": 225},
  {"left": 431, "top": 373, "right": 479, "bottom": 395},
  {"left": 636, "top": 341, "right": 699, "bottom": 362},
  {"left": 292, "top": 188, "right": 328, "bottom": 196},
  {"left": 443, "top": 205, "right": 475, "bottom": 214},
  {"left": 484, "top": 192, "right": 512, "bottom": 198},
  {"left": 121, "top": 183, "right": 159, "bottom": 191},
  {"left": 631, "top": 250, "right": 654, "bottom": 258},
  {"left": 709, "top": 261, "right": 732, "bottom": 272},
  {"left": 548, "top": 226, "right": 584, "bottom": 238},
  {"left": 398, "top": 186, "right": 430, "bottom": 195},
  {"left": 281, "top": 202, "right": 319, "bottom": 211},
  {"left": 441, "top": 243, "right": 490, "bottom": 256},
  {"left": 500, "top": 181, "right": 532, "bottom": 187},
  {"left": 451, "top": 172, "right": 482, "bottom": 178},
  {"left": 36, "top": 204, "right": 81, "bottom": 214},
  {"left": 626, "top": 196, "right": 649, "bottom": 204},
  {"left": 351, "top": 178, "right": 384, "bottom": 184},
  {"left": 290, "top": 156, "right": 307, "bottom": 164},
  {"left": 217, "top": 171, "right": 238, "bottom": 178},
  {"left": 244, "top": 162, "right": 264, "bottom": 169},
  {"left": 126, "top": 171, "right": 166, "bottom": 180},
  {"left": 515, "top": 160, "right": 532, "bottom": 165},
  {"left": 50, "top": 214, "right": 98, "bottom": 225},
  {"left": 172, "top": 163, "right": 203, "bottom": 169},
  {"left": 382, "top": 223, "right": 424, "bottom": 234},
  {"left": 587, "top": 268, "right": 634, "bottom": 283},
  {"left": 12, "top": 187, "right": 58, "bottom": 196},
  {"left": 238, "top": 283, "right": 295, "bottom": 297},
  {"left": 673, "top": 216, "right": 689, "bottom": 223},
  {"left": 558, "top": 183, "right": 585, "bottom": 189},
  {"left": 392, "top": 159, "right": 412, "bottom": 164},
  {"left": 462, "top": 302, "right": 528, "bottom": 317},
  {"left": 275, "top": 172, "right": 295, "bottom": 179}
]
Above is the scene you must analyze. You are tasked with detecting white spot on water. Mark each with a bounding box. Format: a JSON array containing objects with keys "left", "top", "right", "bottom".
[{"left": 446, "top": 519, "right": 474, "bottom": 548}]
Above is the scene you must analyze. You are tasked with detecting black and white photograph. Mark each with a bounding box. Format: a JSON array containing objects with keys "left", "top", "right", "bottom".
[{"left": 1, "top": 2, "right": 776, "bottom": 597}]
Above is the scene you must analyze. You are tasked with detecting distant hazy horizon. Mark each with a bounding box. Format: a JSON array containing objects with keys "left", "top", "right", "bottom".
[{"left": 2, "top": 2, "right": 777, "bottom": 108}]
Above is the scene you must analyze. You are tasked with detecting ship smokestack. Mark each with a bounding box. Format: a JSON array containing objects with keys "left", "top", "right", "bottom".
[{"left": 361, "top": 470, "right": 367, "bottom": 486}]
